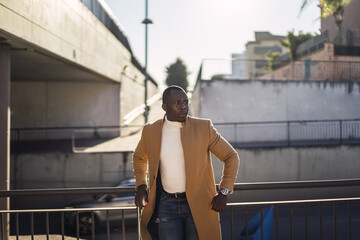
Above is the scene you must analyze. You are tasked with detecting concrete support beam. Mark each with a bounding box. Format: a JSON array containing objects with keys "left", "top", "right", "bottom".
[{"left": 0, "top": 43, "right": 10, "bottom": 239}]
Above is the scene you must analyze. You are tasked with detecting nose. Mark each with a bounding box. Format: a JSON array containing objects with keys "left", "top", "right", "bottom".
[{"left": 179, "top": 102, "right": 187, "bottom": 110}]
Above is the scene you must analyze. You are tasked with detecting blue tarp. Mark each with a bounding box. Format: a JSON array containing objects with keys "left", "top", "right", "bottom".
[{"left": 240, "top": 205, "right": 274, "bottom": 240}]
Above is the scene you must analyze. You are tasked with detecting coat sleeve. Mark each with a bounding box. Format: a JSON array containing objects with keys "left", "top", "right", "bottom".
[
  {"left": 132, "top": 125, "right": 149, "bottom": 189},
  {"left": 208, "top": 120, "right": 240, "bottom": 193}
]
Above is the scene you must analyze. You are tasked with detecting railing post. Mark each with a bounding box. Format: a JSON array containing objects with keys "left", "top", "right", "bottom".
[
  {"left": 137, "top": 207, "right": 142, "bottom": 240},
  {"left": 340, "top": 120, "right": 343, "bottom": 145},
  {"left": 287, "top": 121, "right": 291, "bottom": 146},
  {"left": 234, "top": 123, "right": 237, "bottom": 144}
]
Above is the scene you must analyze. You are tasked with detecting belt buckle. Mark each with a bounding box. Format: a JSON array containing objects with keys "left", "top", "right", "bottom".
[{"left": 175, "top": 193, "right": 179, "bottom": 198}]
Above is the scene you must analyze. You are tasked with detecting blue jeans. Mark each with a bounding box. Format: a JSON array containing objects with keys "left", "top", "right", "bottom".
[{"left": 157, "top": 191, "right": 199, "bottom": 240}]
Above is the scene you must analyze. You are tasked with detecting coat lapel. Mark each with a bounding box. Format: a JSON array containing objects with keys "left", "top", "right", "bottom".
[
  {"left": 153, "top": 117, "right": 164, "bottom": 176},
  {"left": 180, "top": 117, "right": 191, "bottom": 177}
]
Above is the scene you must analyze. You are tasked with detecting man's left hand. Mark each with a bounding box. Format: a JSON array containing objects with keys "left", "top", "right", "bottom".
[{"left": 211, "top": 193, "right": 228, "bottom": 212}]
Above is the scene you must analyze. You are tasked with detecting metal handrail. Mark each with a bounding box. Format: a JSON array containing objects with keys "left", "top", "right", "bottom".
[
  {"left": 213, "top": 119, "right": 360, "bottom": 126},
  {"left": 0, "top": 206, "right": 136, "bottom": 214},
  {"left": 2, "top": 178, "right": 360, "bottom": 198},
  {"left": 228, "top": 196, "right": 360, "bottom": 207},
  {"left": 233, "top": 178, "right": 360, "bottom": 190},
  {"left": 0, "top": 186, "right": 135, "bottom": 198},
  {"left": 2, "top": 179, "right": 360, "bottom": 239},
  {"left": 11, "top": 125, "right": 144, "bottom": 131}
]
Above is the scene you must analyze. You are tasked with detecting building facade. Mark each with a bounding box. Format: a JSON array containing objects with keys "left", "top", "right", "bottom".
[
  {"left": 231, "top": 53, "right": 246, "bottom": 79},
  {"left": 245, "top": 31, "right": 287, "bottom": 79}
]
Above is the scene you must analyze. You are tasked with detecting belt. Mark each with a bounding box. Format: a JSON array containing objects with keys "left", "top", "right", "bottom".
[{"left": 162, "top": 190, "right": 186, "bottom": 199}]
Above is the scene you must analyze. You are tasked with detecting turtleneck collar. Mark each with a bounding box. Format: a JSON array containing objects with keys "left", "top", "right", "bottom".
[{"left": 164, "top": 115, "right": 183, "bottom": 129}]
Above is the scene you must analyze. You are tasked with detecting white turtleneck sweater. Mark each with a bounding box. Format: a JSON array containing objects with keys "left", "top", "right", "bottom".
[{"left": 159, "top": 116, "right": 186, "bottom": 193}]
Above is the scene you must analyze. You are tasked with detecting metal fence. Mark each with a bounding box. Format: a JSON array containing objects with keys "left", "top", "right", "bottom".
[
  {"left": 2, "top": 179, "right": 360, "bottom": 240},
  {"left": 199, "top": 58, "right": 360, "bottom": 82},
  {"left": 214, "top": 119, "right": 360, "bottom": 148}
]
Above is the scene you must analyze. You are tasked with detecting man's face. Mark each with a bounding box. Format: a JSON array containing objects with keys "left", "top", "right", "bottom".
[{"left": 162, "top": 90, "right": 189, "bottom": 122}]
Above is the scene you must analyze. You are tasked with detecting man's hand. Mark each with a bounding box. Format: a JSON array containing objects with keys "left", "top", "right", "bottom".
[
  {"left": 135, "top": 184, "right": 148, "bottom": 208},
  {"left": 211, "top": 193, "right": 228, "bottom": 212}
]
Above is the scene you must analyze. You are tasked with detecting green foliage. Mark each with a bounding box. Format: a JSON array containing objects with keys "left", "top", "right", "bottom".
[
  {"left": 165, "top": 58, "right": 189, "bottom": 91},
  {"left": 265, "top": 51, "right": 281, "bottom": 71},
  {"left": 281, "top": 31, "right": 315, "bottom": 59},
  {"left": 210, "top": 74, "right": 225, "bottom": 80},
  {"left": 301, "top": 0, "right": 351, "bottom": 18}
]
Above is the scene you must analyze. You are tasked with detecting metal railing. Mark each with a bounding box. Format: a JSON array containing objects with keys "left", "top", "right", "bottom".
[
  {"left": 2, "top": 179, "right": 360, "bottom": 240},
  {"left": 0, "top": 187, "right": 139, "bottom": 240},
  {"left": 214, "top": 119, "right": 360, "bottom": 148},
  {"left": 198, "top": 58, "right": 360, "bottom": 82},
  {"left": 11, "top": 119, "right": 360, "bottom": 148},
  {"left": 10, "top": 125, "right": 143, "bottom": 142}
]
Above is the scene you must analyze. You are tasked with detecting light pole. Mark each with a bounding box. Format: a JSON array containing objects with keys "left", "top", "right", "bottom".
[
  {"left": 142, "top": 0, "right": 153, "bottom": 124},
  {"left": 333, "top": 5, "right": 344, "bottom": 46}
]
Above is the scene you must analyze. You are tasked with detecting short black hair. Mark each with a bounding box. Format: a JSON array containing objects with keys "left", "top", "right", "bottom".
[{"left": 162, "top": 85, "right": 186, "bottom": 104}]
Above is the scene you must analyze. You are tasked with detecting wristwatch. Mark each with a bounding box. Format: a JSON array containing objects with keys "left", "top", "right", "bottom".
[{"left": 220, "top": 188, "right": 230, "bottom": 196}]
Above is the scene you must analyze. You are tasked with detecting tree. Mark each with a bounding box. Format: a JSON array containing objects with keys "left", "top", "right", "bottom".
[
  {"left": 210, "top": 74, "right": 225, "bottom": 80},
  {"left": 265, "top": 51, "right": 281, "bottom": 71},
  {"left": 300, "top": 0, "right": 351, "bottom": 18},
  {"left": 281, "top": 31, "right": 315, "bottom": 59},
  {"left": 165, "top": 58, "right": 189, "bottom": 91}
]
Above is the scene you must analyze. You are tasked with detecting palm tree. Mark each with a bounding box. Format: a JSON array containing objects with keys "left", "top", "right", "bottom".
[
  {"left": 300, "top": 0, "right": 351, "bottom": 18},
  {"left": 281, "top": 31, "right": 315, "bottom": 60}
]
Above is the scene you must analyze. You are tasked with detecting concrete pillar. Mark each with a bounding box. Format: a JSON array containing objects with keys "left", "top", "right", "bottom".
[{"left": 0, "top": 43, "right": 10, "bottom": 239}]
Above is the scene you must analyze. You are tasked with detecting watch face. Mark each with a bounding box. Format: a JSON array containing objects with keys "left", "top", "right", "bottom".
[{"left": 221, "top": 189, "right": 229, "bottom": 195}]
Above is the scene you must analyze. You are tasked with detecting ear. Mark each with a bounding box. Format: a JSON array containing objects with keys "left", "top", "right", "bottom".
[{"left": 162, "top": 103, "right": 167, "bottom": 112}]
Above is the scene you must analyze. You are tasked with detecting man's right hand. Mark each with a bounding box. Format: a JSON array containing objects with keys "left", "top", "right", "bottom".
[{"left": 135, "top": 184, "right": 148, "bottom": 208}]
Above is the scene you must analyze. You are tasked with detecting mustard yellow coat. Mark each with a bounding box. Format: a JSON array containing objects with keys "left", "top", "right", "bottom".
[{"left": 133, "top": 116, "right": 240, "bottom": 240}]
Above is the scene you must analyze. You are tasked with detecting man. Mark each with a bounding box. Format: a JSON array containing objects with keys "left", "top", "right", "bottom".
[{"left": 133, "top": 85, "right": 239, "bottom": 239}]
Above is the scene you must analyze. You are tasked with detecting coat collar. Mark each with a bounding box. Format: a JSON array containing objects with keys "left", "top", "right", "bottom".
[{"left": 161, "top": 114, "right": 190, "bottom": 127}]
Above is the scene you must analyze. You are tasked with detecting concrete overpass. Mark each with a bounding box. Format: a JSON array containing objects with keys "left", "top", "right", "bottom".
[{"left": 0, "top": 0, "right": 158, "bottom": 223}]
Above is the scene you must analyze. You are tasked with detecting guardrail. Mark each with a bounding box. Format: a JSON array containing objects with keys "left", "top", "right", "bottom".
[
  {"left": 11, "top": 119, "right": 360, "bottom": 149},
  {"left": 214, "top": 119, "right": 360, "bottom": 148},
  {"left": 1, "top": 179, "right": 360, "bottom": 240}
]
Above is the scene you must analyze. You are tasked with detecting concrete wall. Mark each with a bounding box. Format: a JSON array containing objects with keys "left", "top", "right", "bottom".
[
  {"left": 211, "top": 145, "right": 360, "bottom": 183},
  {"left": 11, "top": 81, "right": 121, "bottom": 128},
  {"left": 12, "top": 145, "right": 360, "bottom": 205},
  {"left": 212, "top": 145, "right": 360, "bottom": 201},
  {"left": 191, "top": 79, "right": 360, "bottom": 123},
  {"left": 0, "top": 0, "right": 131, "bottom": 81},
  {"left": 10, "top": 151, "right": 133, "bottom": 208},
  {"left": 12, "top": 145, "right": 360, "bottom": 188},
  {"left": 120, "top": 72, "right": 159, "bottom": 126},
  {"left": 11, "top": 152, "right": 133, "bottom": 189},
  {"left": 2, "top": 0, "right": 159, "bottom": 129}
]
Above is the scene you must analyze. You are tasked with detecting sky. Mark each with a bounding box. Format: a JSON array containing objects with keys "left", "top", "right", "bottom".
[{"left": 103, "top": 0, "right": 321, "bottom": 90}]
